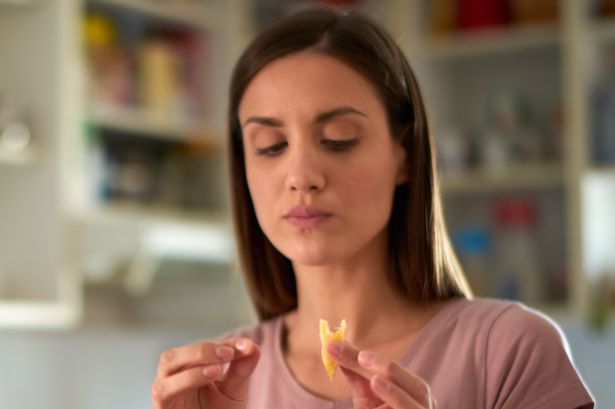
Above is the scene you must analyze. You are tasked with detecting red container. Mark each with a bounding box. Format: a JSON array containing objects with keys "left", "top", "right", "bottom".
[
  {"left": 495, "top": 198, "right": 537, "bottom": 228},
  {"left": 457, "top": 0, "right": 510, "bottom": 30}
]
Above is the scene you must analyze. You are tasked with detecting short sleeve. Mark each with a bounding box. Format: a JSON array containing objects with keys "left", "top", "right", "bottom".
[{"left": 485, "top": 304, "right": 594, "bottom": 409}]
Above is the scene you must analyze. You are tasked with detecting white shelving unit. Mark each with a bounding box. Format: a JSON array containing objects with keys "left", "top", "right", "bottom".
[
  {"left": 76, "top": 0, "right": 239, "bottom": 295},
  {"left": 87, "top": 103, "right": 221, "bottom": 143},
  {"left": 0, "top": 0, "right": 243, "bottom": 328},
  {"left": 378, "top": 0, "right": 608, "bottom": 316}
]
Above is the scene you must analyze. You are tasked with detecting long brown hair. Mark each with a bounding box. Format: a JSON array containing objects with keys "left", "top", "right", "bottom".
[{"left": 228, "top": 8, "right": 472, "bottom": 321}]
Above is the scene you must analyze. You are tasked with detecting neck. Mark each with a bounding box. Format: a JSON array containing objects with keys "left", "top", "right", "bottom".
[{"left": 284, "top": 232, "right": 429, "bottom": 353}]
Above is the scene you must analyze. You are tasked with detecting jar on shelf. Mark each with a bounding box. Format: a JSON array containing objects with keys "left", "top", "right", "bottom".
[{"left": 492, "top": 197, "right": 544, "bottom": 304}]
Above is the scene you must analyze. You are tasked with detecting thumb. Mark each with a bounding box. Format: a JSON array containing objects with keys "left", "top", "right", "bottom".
[
  {"left": 339, "top": 366, "right": 383, "bottom": 409},
  {"left": 217, "top": 338, "right": 261, "bottom": 401}
]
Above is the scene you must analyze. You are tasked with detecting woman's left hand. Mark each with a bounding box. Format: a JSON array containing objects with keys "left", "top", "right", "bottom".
[{"left": 327, "top": 341, "right": 436, "bottom": 409}]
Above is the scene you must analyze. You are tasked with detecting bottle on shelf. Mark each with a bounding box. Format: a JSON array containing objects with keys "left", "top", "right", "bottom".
[
  {"left": 430, "top": 0, "right": 559, "bottom": 36},
  {"left": 479, "top": 90, "right": 547, "bottom": 173},
  {"left": 83, "top": 12, "right": 134, "bottom": 107},
  {"left": 492, "top": 197, "right": 544, "bottom": 304},
  {"left": 591, "top": 82, "right": 615, "bottom": 166},
  {"left": 508, "top": 0, "right": 558, "bottom": 25},
  {"left": 454, "top": 226, "right": 493, "bottom": 297},
  {"left": 457, "top": 0, "right": 509, "bottom": 31}
]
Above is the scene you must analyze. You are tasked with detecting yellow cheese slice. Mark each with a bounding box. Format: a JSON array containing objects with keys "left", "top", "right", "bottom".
[{"left": 319, "top": 318, "right": 347, "bottom": 380}]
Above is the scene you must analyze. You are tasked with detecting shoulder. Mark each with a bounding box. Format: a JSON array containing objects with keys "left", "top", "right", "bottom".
[
  {"left": 453, "top": 297, "right": 565, "bottom": 345},
  {"left": 458, "top": 299, "right": 595, "bottom": 408},
  {"left": 447, "top": 297, "right": 574, "bottom": 368},
  {"left": 478, "top": 298, "right": 568, "bottom": 353},
  {"left": 219, "top": 316, "right": 281, "bottom": 348}
]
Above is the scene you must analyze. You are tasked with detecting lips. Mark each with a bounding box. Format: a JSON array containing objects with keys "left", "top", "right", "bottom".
[{"left": 283, "top": 205, "right": 332, "bottom": 228}]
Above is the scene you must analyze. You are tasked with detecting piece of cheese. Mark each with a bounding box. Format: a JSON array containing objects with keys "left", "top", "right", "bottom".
[{"left": 319, "top": 318, "right": 347, "bottom": 380}]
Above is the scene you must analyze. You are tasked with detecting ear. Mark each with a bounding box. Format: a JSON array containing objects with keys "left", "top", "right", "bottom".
[{"left": 394, "top": 142, "right": 409, "bottom": 186}]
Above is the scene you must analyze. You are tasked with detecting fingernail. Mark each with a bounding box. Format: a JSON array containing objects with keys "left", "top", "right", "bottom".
[
  {"left": 202, "top": 364, "right": 222, "bottom": 378},
  {"left": 358, "top": 351, "right": 375, "bottom": 367},
  {"left": 327, "top": 341, "right": 342, "bottom": 356},
  {"left": 215, "top": 345, "right": 234, "bottom": 360},
  {"left": 373, "top": 375, "right": 389, "bottom": 392},
  {"left": 235, "top": 338, "right": 249, "bottom": 351}
]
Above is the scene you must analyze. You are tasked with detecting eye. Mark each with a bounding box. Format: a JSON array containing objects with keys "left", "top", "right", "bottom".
[
  {"left": 322, "top": 138, "right": 359, "bottom": 151},
  {"left": 256, "top": 141, "right": 287, "bottom": 156}
]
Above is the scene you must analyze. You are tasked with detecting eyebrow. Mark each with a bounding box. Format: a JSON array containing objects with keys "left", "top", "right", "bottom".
[{"left": 241, "top": 106, "right": 367, "bottom": 128}]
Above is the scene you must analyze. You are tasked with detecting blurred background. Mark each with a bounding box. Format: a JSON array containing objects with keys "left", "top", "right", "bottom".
[{"left": 0, "top": 0, "right": 614, "bottom": 407}]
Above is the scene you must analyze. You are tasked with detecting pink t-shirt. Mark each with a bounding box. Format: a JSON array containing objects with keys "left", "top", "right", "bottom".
[{"left": 228, "top": 297, "right": 594, "bottom": 409}]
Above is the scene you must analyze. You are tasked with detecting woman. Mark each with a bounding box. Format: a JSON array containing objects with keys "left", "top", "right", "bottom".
[{"left": 152, "top": 8, "right": 594, "bottom": 409}]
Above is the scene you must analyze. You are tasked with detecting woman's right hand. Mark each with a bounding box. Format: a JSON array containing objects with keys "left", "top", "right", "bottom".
[{"left": 152, "top": 337, "right": 260, "bottom": 409}]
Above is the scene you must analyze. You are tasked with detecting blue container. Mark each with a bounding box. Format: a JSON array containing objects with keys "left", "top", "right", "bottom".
[{"left": 592, "top": 83, "right": 615, "bottom": 165}]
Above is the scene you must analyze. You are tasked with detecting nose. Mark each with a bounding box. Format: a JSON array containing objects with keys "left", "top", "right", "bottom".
[{"left": 284, "top": 141, "right": 326, "bottom": 193}]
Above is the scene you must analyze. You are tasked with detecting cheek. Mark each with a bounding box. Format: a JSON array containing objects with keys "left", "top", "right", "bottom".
[
  {"left": 348, "top": 149, "right": 398, "bottom": 194},
  {"left": 342, "top": 161, "right": 397, "bottom": 212},
  {"left": 246, "top": 167, "right": 282, "bottom": 234}
]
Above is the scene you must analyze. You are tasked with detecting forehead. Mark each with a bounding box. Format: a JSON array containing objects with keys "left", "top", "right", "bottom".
[{"left": 238, "top": 52, "right": 385, "bottom": 120}]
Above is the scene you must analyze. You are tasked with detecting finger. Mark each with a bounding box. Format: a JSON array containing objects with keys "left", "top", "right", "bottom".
[
  {"left": 327, "top": 341, "right": 384, "bottom": 407},
  {"left": 370, "top": 374, "right": 423, "bottom": 409},
  {"left": 327, "top": 341, "right": 372, "bottom": 380},
  {"left": 358, "top": 351, "right": 432, "bottom": 407},
  {"left": 339, "top": 366, "right": 384, "bottom": 408},
  {"left": 217, "top": 338, "right": 261, "bottom": 401},
  {"left": 152, "top": 364, "right": 225, "bottom": 406},
  {"left": 157, "top": 339, "right": 240, "bottom": 378}
]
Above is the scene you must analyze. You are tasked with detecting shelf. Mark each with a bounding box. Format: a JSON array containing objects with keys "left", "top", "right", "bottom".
[
  {"left": 440, "top": 162, "right": 563, "bottom": 194},
  {"left": 78, "top": 204, "right": 234, "bottom": 263},
  {"left": 87, "top": 104, "right": 220, "bottom": 145},
  {"left": 88, "top": 0, "right": 221, "bottom": 31},
  {"left": 79, "top": 202, "right": 230, "bottom": 229},
  {"left": 0, "top": 0, "right": 31, "bottom": 4},
  {"left": 587, "top": 164, "right": 615, "bottom": 177},
  {"left": 419, "top": 24, "right": 560, "bottom": 60},
  {"left": 530, "top": 302, "right": 572, "bottom": 322},
  {"left": 77, "top": 203, "right": 235, "bottom": 294},
  {"left": 0, "top": 301, "right": 80, "bottom": 329},
  {"left": 591, "top": 17, "right": 615, "bottom": 44},
  {"left": 0, "top": 147, "right": 36, "bottom": 166}
]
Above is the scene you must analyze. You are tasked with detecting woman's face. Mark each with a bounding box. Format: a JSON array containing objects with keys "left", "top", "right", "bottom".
[{"left": 238, "top": 51, "right": 407, "bottom": 267}]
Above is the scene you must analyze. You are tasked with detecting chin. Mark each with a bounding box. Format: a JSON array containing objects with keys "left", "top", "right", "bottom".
[{"left": 281, "top": 240, "right": 355, "bottom": 267}]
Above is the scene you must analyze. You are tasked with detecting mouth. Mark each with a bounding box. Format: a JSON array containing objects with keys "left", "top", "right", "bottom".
[
  {"left": 284, "top": 214, "right": 332, "bottom": 229},
  {"left": 283, "top": 205, "right": 333, "bottom": 229}
]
